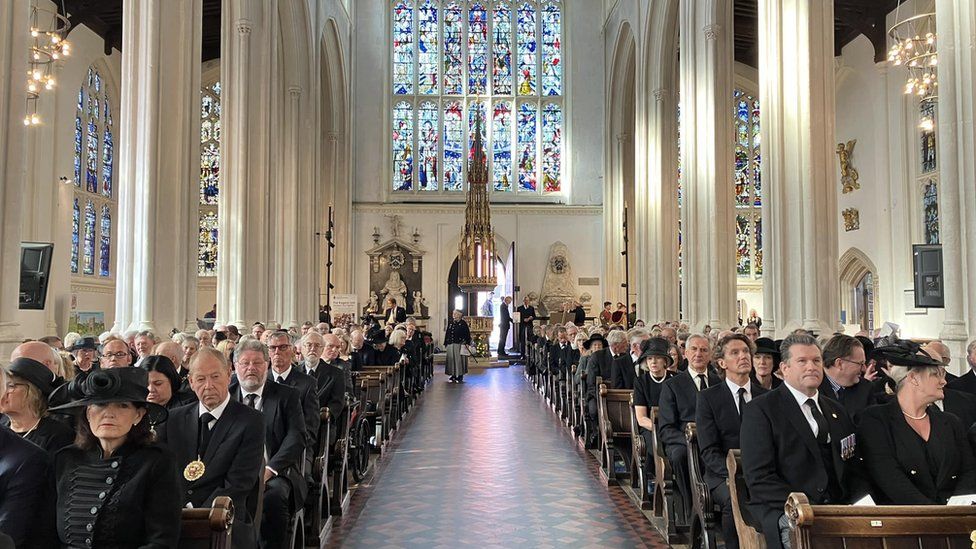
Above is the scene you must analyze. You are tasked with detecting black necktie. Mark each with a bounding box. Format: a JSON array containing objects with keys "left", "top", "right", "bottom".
[
  {"left": 198, "top": 412, "right": 215, "bottom": 455},
  {"left": 806, "top": 398, "right": 829, "bottom": 444},
  {"left": 275, "top": 374, "right": 284, "bottom": 384},
  {"left": 697, "top": 374, "right": 707, "bottom": 391},
  {"left": 835, "top": 386, "right": 845, "bottom": 402},
  {"left": 244, "top": 393, "right": 257, "bottom": 409},
  {"left": 737, "top": 387, "right": 747, "bottom": 417}
]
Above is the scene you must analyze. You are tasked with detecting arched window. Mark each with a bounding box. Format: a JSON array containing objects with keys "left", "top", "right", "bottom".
[
  {"left": 919, "top": 100, "right": 939, "bottom": 244},
  {"left": 198, "top": 81, "right": 220, "bottom": 276},
  {"left": 391, "top": 0, "right": 563, "bottom": 196},
  {"left": 71, "top": 66, "right": 114, "bottom": 278},
  {"left": 733, "top": 89, "right": 762, "bottom": 280}
]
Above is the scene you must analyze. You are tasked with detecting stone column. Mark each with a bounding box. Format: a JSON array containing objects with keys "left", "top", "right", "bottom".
[
  {"left": 272, "top": 86, "right": 301, "bottom": 328},
  {"left": 679, "top": 3, "right": 737, "bottom": 331},
  {"left": 0, "top": 1, "right": 29, "bottom": 358},
  {"left": 759, "top": 0, "right": 840, "bottom": 337},
  {"left": 635, "top": 87, "right": 680, "bottom": 322},
  {"left": 112, "top": 0, "right": 202, "bottom": 335},
  {"left": 218, "top": 0, "right": 277, "bottom": 327},
  {"left": 603, "top": 133, "right": 628, "bottom": 305}
]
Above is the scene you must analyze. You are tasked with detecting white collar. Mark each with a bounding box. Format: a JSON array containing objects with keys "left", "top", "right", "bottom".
[
  {"left": 273, "top": 366, "right": 292, "bottom": 381},
  {"left": 241, "top": 382, "right": 266, "bottom": 401},
  {"left": 687, "top": 367, "right": 709, "bottom": 380},
  {"left": 784, "top": 381, "right": 819, "bottom": 408},
  {"left": 198, "top": 393, "right": 231, "bottom": 419},
  {"left": 726, "top": 377, "right": 751, "bottom": 395}
]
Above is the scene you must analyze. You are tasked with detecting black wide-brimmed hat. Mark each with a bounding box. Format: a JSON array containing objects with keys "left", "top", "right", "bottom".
[
  {"left": 855, "top": 335, "right": 876, "bottom": 360},
  {"left": 365, "top": 326, "right": 387, "bottom": 345},
  {"left": 4, "top": 357, "right": 58, "bottom": 397},
  {"left": 754, "top": 337, "right": 780, "bottom": 358},
  {"left": 582, "top": 333, "right": 608, "bottom": 351},
  {"left": 636, "top": 337, "right": 673, "bottom": 366},
  {"left": 49, "top": 368, "right": 167, "bottom": 424},
  {"left": 873, "top": 340, "right": 941, "bottom": 369},
  {"left": 68, "top": 336, "right": 98, "bottom": 352}
]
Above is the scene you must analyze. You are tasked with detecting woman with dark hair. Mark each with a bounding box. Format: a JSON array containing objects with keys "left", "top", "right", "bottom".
[
  {"left": 751, "top": 337, "right": 783, "bottom": 390},
  {"left": 857, "top": 341, "right": 976, "bottom": 504},
  {"left": 49, "top": 368, "right": 181, "bottom": 548},
  {"left": 0, "top": 357, "right": 75, "bottom": 454},
  {"left": 143, "top": 355, "right": 195, "bottom": 410}
]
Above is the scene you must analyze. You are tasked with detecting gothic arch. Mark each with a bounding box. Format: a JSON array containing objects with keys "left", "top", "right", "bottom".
[{"left": 839, "top": 247, "right": 881, "bottom": 330}]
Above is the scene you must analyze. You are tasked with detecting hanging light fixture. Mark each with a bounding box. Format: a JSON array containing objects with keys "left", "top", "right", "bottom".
[
  {"left": 457, "top": 114, "right": 497, "bottom": 293},
  {"left": 887, "top": 7, "right": 937, "bottom": 130},
  {"left": 25, "top": 0, "right": 71, "bottom": 126}
]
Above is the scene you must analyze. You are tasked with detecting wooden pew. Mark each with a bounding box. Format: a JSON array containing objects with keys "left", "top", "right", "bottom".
[
  {"left": 304, "top": 407, "right": 332, "bottom": 546},
  {"left": 359, "top": 372, "right": 389, "bottom": 447},
  {"left": 597, "top": 383, "right": 634, "bottom": 485},
  {"left": 329, "top": 398, "right": 353, "bottom": 517},
  {"left": 179, "top": 496, "right": 234, "bottom": 549},
  {"left": 361, "top": 366, "right": 399, "bottom": 438},
  {"left": 652, "top": 406, "right": 687, "bottom": 544},
  {"left": 726, "top": 449, "right": 765, "bottom": 549},
  {"left": 784, "top": 492, "right": 976, "bottom": 549},
  {"left": 685, "top": 423, "right": 719, "bottom": 549},
  {"left": 630, "top": 404, "right": 654, "bottom": 510}
]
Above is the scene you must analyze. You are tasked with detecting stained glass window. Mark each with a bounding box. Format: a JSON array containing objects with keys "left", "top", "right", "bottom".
[
  {"left": 83, "top": 200, "right": 96, "bottom": 276},
  {"left": 390, "top": 0, "right": 562, "bottom": 195},
  {"left": 73, "top": 66, "right": 115, "bottom": 278},
  {"left": 923, "top": 179, "right": 940, "bottom": 244},
  {"left": 393, "top": 101, "right": 415, "bottom": 191},
  {"left": 733, "top": 89, "right": 762, "bottom": 280},
  {"left": 99, "top": 206, "right": 111, "bottom": 277},
  {"left": 468, "top": 100, "right": 487, "bottom": 159},
  {"left": 492, "top": 101, "right": 513, "bottom": 191},
  {"left": 920, "top": 101, "right": 937, "bottom": 174},
  {"left": 393, "top": 1, "right": 415, "bottom": 95},
  {"left": 71, "top": 198, "right": 80, "bottom": 274},
  {"left": 198, "top": 211, "right": 219, "bottom": 277}
]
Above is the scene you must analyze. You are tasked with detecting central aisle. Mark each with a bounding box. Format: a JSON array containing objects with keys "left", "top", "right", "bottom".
[{"left": 327, "top": 367, "right": 664, "bottom": 548}]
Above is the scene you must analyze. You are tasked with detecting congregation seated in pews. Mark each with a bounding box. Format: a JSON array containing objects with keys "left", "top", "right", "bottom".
[
  {"left": 0, "top": 316, "right": 434, "bottom": 548},
  {"left": 523, "top": 313, "right": 976, "bottom": 549}
]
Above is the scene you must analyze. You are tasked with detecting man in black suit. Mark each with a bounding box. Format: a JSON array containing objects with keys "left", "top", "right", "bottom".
[
  {"left": 498, "top": 296, "right": 513, "bottom": 357},
  {"left": 268, "top": 331, "right": 321, "bottom": 462},
  {"left": 741, "top": 333, "right": 867, "bottom": 549},
  {"left": 608, "top": 329, "right": 637, "bottom": 389},
  {"left": 0, "top": 422, "right": 53, "bottom": 549},
  {"left": 659, "top": 334, "right": 721, "bottom": 519},
  {"left": 515, "top": 297, "right": 536, "bottom": 358},
  {"left": 947, "top": 339, "right": 976, "bottom": 394},
  {"left": 382, "top": 297, "right": 407, "bottom": 326},
  {"left": 230, "top": 339, "right": 307, "bottom": 549},
  {"left": 300, "top": 332, "right": 348, "bottom": 423},
  {"left": 157, "top": 347, "right": 265, "bottom": 549},
  {"left": 696, "top": 334, "right": 768, "bottom": 549},
  {"left": 820, "top": 334, "right": 876, "bottom": 421}
]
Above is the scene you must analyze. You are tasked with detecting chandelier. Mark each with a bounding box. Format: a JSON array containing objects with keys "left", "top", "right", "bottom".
[
  {"left": 25, "top": 1, "right": 71, "bottom": 126},
  {"left": 887, "top": 10, "right": 937, "bottom": 107},
  {"left": 457, "top": 114, "right": 497, "bottom": 293}
]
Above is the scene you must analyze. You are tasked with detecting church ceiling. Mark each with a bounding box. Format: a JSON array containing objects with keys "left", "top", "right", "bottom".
[{"left": 62, "top": 0, "right": 899, "bottom": 68}]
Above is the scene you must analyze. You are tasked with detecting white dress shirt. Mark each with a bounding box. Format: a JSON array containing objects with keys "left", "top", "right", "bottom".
[
  {"left": 241, "top": 383, "right": 267, "bottom": 412},
  {"left": 688, "top": 368, "right": 710, "bottom": 391},
  {"left": 197, "top": 393, "right": 231, "bottom": 429},
  {"left": 726, "top": 378, "right": 753, "bottom": 414},
  {"left": 273, "top": 366, "right": 293, "bottom": 383},
  {"left": 784, "top": 382, "right": 828, "bottom": 440}
]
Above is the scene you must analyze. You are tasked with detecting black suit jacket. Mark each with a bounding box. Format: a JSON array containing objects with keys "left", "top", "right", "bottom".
[
  {"left": 585, "top": 348, "right": 613, "bottom": 400},
  {"left": 275, "top": 367, "right": 322, "bottom": 451},
  {"left": 857, "top": 400, "right": 976, "bottom": 504},
  {"left": 230, "top": 380, "right": 307, "bottom": 507},
  {"left": 610, "top": 353, "right": 636, "bottom": 390},
  {"left": 942, "top": 388, "right": 976, "bottom": 428},
  {"left": 0, "top": 425, "right": 52, "bottom": 548},
  {"left": 303, "top": 359, "right": 348, "bottom": 423},
  {"left": 382, "top": 306, "right": 407, "bottom": 324},
  {"left": 696, "top": 382, "right": 768, "bottom": 489},
  {"left": 819, "top": 376, "right": 877, "bottom": 421},
  {"left": 948, "top": 370, "right": 976, "bottom": 395},
  {"left": 658, "top": 370, "right": 722, "bottom": 451},
  {"left": 741, "top": 384, "right": 866, "bottom": 511},
  {"left": 499, "top": 304, "right": 512, "bottom": 327},
  {"left": 156, "top": 399, "right": 265, "bottom": 530}
]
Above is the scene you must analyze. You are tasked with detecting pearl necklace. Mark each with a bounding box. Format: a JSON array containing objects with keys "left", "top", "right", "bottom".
[
  {"left": 902, "top": 409, "right": 928, "bottom": 421},
  {"left": 649, "top": 372, "right": 667, "bottom": 384}
]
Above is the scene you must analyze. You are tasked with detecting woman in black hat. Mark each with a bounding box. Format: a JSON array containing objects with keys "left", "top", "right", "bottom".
[
  {"left": 69, "top": 336, "right": 99, "bottom": 376},
  {"left": 444, "top": 310, "right": 472, "bottom": 382},
  {"left": 752, "top": 337, "right": 782, "bottom": 390},
  {"left": 0, "top": 357, "right": 75, "bottom": 454},
  {"left": 856, "top": 341, "right": 976, "bottom": 504},
  {"left": 632, "top": 338, "right": 676, "bottom": 486},
  {"left": 49, "top": 368, "right": 182, "bottom": 547}
]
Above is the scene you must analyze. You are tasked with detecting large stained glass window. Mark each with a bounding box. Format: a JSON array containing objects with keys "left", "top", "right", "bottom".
[
  {"left": 391, "top": 0, "right": 563, "bottom": 196},
  {"left": 199, "top": 81, "right": 221, "bottom": 276},
  {"left": 918, "top": 101, "right": 940, "bottom": 245},
  {"left": 733, "top": 89, "right": 762, "bottom": 280},
  {"left": 923, "top": 179, "right": 939, "bottom": 244},
  {"left": 72, "top": 66, "right": 114, "bottom": 278}
]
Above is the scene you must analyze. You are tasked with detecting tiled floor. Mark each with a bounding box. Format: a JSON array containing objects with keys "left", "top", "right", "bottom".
[{"left": 326, "top": 367, "right": 668, "bottom": 548}]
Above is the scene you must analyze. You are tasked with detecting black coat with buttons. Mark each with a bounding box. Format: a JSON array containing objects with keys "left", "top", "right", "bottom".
[
  {"left": 55, "top": 441, "right": 182, "bottom": 548},
  {"left": 857, "top": 399, "right": 976, "bottom": 504}
]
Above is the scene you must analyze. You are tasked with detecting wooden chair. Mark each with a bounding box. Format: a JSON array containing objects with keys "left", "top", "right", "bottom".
[
  {"left": 179, "top": 496, "right": 234, "bottom": 549},
  {"left": 597, "top": 383, "right": 634, "bottom": 485},
  {"left": 726, "top": 449, "right": 765, "bottom": 549},
  {"left": 784, "top": 492, "right": 976, "bottom": 549},
  {"left": 304, "top": 407, "right": 332, "bottom": 547},
  {"left": 652, "top": 407, "right": 687, "bottom": 545},
  {"left": 630, "top": 403, "right": 654, "bottom": 510},
  {"left": 685, "top": 423, "right": 719, "bottom": 549}
]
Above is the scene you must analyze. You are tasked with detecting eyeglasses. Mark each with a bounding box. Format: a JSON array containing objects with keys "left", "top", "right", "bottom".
[
  {"left": 840, "top": 358, "right": 867, "bottom": 368},
  {"left": 268, "top": 345, "right": 291, "bottom": 352},
  {"left": 102, "top": 351, "right": 129, "bottom": 359}
]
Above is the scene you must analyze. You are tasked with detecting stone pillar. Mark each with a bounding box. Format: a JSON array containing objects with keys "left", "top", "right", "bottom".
[
  {"left": 759, "top": 0, "right": 840, "bottom": 337},
  {"left": 113, "top": 0, "right": 202, "bottom": 334},
  {"left": 603, "top": 133, "right": 628, "bottom": 305},
  {"left": 679, "top": 3, "right": 737, "bottom": 331},
  {"left": 635, "top": 87, "right": 680, "bottom": 322},
  {"left": 218, "top": 0, "right": 277, "bottom": 327},
  {"left": 0, "top": 1, "right": 29, "bottom": 358},
  {"left": 272, "top": 86, "right": 301, "bottom": 329}
]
